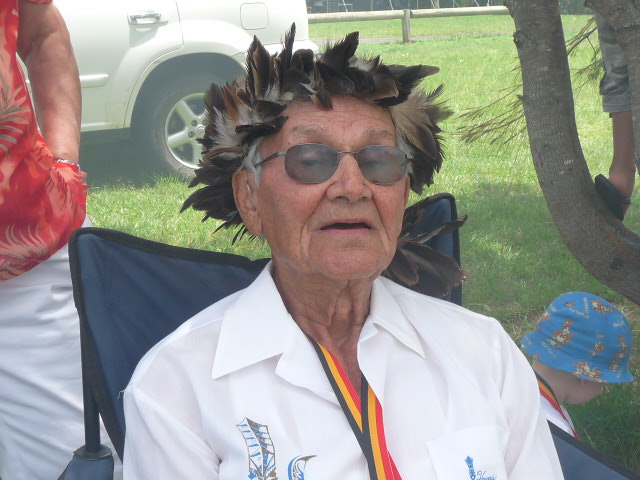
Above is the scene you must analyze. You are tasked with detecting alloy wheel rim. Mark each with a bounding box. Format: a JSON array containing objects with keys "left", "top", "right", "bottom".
[{"left": 164, "top": 92, "right": 206, "bottom": 169}]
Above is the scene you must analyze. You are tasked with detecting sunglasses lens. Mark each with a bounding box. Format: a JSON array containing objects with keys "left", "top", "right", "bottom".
[
  {"left": 281, "top": 144, "right": 408, "bottom": 184},
  {"left": 285, "top": 144, "right": 338, "bottom": 183},
  {"left": 358, "top": 145, "right": 408, "bottom": 185}
]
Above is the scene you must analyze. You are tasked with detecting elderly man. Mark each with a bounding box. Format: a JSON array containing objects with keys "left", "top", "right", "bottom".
[{"left": 122, "top": 26, "right": 564, "bottom": 479}]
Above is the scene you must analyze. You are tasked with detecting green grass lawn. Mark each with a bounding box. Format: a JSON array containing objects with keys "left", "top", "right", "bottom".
[{"left": 85, "top": 14, "right": 640, "bottom": 472}]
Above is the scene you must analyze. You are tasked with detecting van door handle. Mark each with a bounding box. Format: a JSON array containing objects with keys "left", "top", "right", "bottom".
[{"left": 128, "top": 11, "right": 164, "bottom": 25}]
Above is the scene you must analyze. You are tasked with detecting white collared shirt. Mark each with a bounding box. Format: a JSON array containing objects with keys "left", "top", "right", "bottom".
[{"left": 123, "top": 265, "right": 564, "bottom": 479}]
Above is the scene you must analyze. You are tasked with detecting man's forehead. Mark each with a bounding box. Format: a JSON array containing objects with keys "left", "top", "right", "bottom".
[
  {"left": 288, "top": 124, "right": 395, "bottom": 139},
  {"left": 283, "top": 100, "right": 393, "bottom": 132}
]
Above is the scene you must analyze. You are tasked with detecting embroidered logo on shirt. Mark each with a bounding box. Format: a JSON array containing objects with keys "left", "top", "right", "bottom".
[
  {"left": 465, "top": 456, "right": 497, "bottom": 480},
  {"left": 237, "top": 417, "right": 315, "bottom": 480},
  {"left": 288, "top": 455, "right": 315, "bottom": 480},
  {"left": 465, "top": 456, "right": 476, "bottom": 480}
]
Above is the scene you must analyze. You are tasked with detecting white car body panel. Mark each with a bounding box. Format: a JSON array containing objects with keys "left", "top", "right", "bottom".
[
  {"left": 54, "top": 0, "right": 316, "bottom": 134},
  {"left": 56, "top": 0, "right": 182, "bottom": 131}
]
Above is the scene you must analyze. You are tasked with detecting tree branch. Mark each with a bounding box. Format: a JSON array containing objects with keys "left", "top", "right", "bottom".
[{"left": 506, "top": 0, "right": 640, "bottom": 303}]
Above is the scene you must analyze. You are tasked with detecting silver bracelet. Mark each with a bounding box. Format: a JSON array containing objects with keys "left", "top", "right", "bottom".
[{"left": 54, "top": 158, "right": 77, "bottom": 166}]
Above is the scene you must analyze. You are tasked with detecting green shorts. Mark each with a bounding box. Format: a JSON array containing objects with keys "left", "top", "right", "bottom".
[{"left": 592, "top": 9, "right": 631, "bottom": 113}]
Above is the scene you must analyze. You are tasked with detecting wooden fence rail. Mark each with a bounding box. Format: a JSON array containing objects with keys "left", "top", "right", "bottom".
[{"left": 308, "top": 6, "right": 509, "bottom": 43}]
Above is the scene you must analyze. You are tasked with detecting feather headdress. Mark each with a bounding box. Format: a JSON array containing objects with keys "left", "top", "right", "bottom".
[
  {"left": 182, "top": 24, "right": 464, "bottom": 297},
  {"left": 182, "top": 24, "right": 450, "bottom": 228},
  {"left": 383, "top": 195, "right": 466, "bottom": 298}
]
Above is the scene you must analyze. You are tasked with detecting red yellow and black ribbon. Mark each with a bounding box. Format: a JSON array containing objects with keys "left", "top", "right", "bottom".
[
  {"left": 309, "top": 338, "right": 402, "bottom": 480},
  {"left": 536, "top": 373, "right": 581, "bottom": 440}
]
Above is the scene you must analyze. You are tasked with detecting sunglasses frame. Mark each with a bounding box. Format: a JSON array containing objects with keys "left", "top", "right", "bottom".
[{"left": 254, "top": 143, "right": 409, "bottom": 185}]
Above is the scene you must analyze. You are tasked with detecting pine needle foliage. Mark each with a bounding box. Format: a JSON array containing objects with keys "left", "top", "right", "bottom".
[{"left": 457, "top": 15, "right": 601, "bottom": 148}]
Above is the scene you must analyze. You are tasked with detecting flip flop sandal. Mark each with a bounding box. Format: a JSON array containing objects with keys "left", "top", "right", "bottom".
[{"left": 594, "top": 174, "right": 631, "bottom": 221}]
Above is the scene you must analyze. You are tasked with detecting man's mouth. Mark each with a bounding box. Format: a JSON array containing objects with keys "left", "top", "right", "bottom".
[{"left": 321, "top": 222, "right": 371, "bottom": 230}]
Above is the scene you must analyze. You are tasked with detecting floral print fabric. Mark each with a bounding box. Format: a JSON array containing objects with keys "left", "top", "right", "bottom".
[{"left": 0, "top": 0, "right": 86, "bottom": 281}]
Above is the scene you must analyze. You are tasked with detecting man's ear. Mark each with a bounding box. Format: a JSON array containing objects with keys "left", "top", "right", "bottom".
[
  {"left": 232, "top": 169, "right": 263, "bottom": 236},
  {"left": 403, "top": 175, "right": 411, "bottom": 205}
]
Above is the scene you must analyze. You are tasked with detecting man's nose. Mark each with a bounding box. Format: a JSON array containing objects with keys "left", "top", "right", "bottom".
[{"left": 325, "top": 153, "right": 372, "bottom": 202}]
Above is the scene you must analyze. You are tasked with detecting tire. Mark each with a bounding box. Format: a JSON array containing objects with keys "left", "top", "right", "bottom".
[{"left": 131, "top": 69, "right": 220, "bottom": 178}]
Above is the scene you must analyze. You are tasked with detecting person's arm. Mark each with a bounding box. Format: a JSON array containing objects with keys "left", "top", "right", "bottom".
[
  {"left": 123, "top": 387, "right": 220, "bottom": 479},
  {"left": 486, "top": 323, "right": 564, "bottom": 479},
  {"left": 17, "top": 0, "right": 81, "bottom": 164}
]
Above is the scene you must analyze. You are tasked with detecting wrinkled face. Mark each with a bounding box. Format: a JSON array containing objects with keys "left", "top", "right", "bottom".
[{"left": 233, "top": 96, "right": 410, "bottom": 285}]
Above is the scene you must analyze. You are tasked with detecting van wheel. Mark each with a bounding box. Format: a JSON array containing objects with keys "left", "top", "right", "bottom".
[{"left": 132, "top": 71, "right": 216, "bottom": 179}]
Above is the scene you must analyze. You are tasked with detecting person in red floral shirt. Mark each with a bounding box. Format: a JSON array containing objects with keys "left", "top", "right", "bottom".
[
  {"left": 0, "top": 0, "right": 85, "bottom": 277},
  {"left": 0, "top": 1, "right": 113, "bottom": 479}
]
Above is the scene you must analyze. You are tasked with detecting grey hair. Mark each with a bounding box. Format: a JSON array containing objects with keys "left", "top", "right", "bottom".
[{"left": 241, "top": 141, "right": 264, "bottom": 180}]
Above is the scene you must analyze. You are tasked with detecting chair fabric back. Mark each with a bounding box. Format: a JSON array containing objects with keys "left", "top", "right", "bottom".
[
  {"left": 549, "top": 423, "right": 640, "bottom": 479},
  {"left": 70, "top": 228, "right": 268, "bottom": 459}
]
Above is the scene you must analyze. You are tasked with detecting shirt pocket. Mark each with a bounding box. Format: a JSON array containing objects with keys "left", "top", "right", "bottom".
[{"left": 426, "top": 425, "right": 509, "bottom": 480}]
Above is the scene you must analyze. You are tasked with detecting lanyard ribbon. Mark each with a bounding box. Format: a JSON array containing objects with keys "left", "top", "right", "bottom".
[
  {"left": 309, "top": 338, "right": 402, "bottom": 480},
  {"left": 536, "top": 374, "right": 581, "bottom": 440}
]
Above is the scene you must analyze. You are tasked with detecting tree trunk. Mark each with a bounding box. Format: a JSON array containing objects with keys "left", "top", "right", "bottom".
[{"left": 505, "top": 0, "right": 640, "bottom": 303}]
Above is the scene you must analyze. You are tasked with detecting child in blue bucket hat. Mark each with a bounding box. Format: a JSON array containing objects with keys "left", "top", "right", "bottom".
[{"left": 521, "top": 291, "right": 634, "bottom": 439}]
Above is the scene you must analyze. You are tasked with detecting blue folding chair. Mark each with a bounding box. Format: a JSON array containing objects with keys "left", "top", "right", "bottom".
[
  {"left": 549, "top": 423, "right": 640, "bottom": 479},
  {"left": 59, "top": 231, "right": 268, "bottom": 479}
]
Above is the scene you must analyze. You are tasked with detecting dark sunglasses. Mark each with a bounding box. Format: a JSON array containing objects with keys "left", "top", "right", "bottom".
[{"left": 254, "top": 143, "right": 409, "bottom": 185}]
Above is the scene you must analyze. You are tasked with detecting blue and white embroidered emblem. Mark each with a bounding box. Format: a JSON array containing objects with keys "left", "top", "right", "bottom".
[
  {"left": 237, "top": 418, "right": 315, "bottom": 480},
  {"left": 466, "top": 456, "right": 476, "bottom": 480},
  {"left": 288, "top": 455, "right": 315, "bottom": 480},
  {"left": 465, "top": 456, "right": 497, "bottom": 480}
]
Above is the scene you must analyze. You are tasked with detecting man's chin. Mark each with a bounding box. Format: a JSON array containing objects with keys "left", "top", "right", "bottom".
[{"left": 315, "top": 252, "right": 389, "bottom": 282}]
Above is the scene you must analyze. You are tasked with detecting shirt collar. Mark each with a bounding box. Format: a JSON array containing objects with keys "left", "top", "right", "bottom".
[
  {"left": 211, "top": 267, "right": 426, "bottom": 381},
  {"left": 211, "top": 263, "right": 295, "bottom": 380},
  {"left": 366, "top": 277, "right": 426, "bottom": 359}
]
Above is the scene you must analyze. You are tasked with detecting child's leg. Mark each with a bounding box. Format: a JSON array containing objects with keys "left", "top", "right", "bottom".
[
  {"left": 593, "top": 9, "right": 635, "bottom": 215},
  {"left": 609, "top": 110, "right": 635, "bottom": 203}
]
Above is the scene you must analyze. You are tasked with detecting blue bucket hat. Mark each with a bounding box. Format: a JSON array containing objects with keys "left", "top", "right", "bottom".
[{"left": 521, "top": 292, "right": 634, "bottom": 383}]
